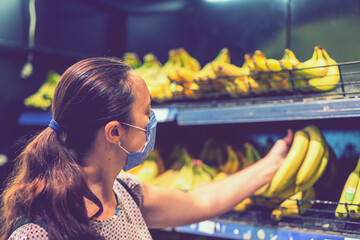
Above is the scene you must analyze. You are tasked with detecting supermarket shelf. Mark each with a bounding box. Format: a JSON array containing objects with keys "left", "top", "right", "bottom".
[
  {"left": 173, "top": 219, "right": 360, "bottom": 240},
  {"left": 18, "top": 98, "right": 360, "bottom": 126},
  {"left": 18, "top": 108, "right": 177, "bottom": 126},
  {"left": 176, "top": 97, "right": 360, "bottom": 126}
]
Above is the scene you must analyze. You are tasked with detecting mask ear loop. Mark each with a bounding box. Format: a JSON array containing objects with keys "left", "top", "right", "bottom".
[
  {"left": 118, "top": 142, "right": 130, "bottom": 154},
  {"left": 121, "top": 122, "right": 147, "bottom": 132}
]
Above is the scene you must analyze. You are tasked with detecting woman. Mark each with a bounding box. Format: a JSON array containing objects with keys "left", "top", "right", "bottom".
[{"left": 0, "top": 57, "right": 293, "bottom": 240}]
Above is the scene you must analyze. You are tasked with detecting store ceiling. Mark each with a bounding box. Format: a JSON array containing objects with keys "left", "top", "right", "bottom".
[{"left": 80, "top": 0, "right": 188, "bottom": 14}]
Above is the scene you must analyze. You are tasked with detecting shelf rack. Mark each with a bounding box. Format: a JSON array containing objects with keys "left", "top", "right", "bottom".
[{"left": 167, "top": 197, "right": 360, "bottom": 239}]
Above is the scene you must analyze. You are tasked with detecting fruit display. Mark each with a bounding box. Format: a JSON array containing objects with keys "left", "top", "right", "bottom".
[
  {"left": 126, "top": 125, "right": 344, "bottom": 221},
  {"left": 23, "top": 46, "right": 340, "bottom": 110},
  {"left": 220, "top": 125, "right": 334, "bottom": 222},
  {"left": 24, "top": 71, "right": 61, "bottom": 110},
  {"left": 128, "top": 45, "right": 340, "bottom": 102},
  {"left": 127, "top": 139, "right": 262, "bottom": 193}
]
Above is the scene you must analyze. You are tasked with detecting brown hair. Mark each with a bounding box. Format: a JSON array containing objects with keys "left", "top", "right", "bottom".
[{"left": 0, "top": 57, "right": 134, "bottom": 240}]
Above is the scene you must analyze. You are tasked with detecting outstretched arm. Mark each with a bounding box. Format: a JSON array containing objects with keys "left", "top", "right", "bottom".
[{"left": 141, "top": 129, "right": 293, "bottom": 229}]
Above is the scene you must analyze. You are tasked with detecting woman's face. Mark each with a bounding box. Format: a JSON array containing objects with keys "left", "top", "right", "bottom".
[{"left": 120, "top": 70, "right": 152, "bottom": 153}]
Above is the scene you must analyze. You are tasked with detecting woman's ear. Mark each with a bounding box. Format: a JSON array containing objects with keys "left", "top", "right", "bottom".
[{"left": 104, "top": 121, "right": 122, "bottom": 144}]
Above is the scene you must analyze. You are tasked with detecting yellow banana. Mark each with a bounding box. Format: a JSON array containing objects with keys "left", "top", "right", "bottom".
[
  {"left": 156, "top": 170, "right": 181, "bottom": 189},
  {"left": 171, "top": 163, "right": 193, "bottom": 191},
  {"left": 234, "top": 184, "right": 269, "bottom": 211},
  {"left": 178, "top": 48, "right": 201, "bottom": 72},
  {"left": 251, "top": 50, "right": 271, "bottom": 92},
  {"left": 123, "top": 52, "right": 141, "bottom": 69},
  {"left": 134, "top": 159, "right": 159, "bottom": 183},
  {"left": 271, "top": 187, "right": 315, "bottom": 221},
  {"left": 190, "top": 166, "right": 202, "bottom": 190},
  {"left": 266, "top": 130, "right": 309, "bottom": 197},
  {"left": 266, "top": 58, "right": 290, "bottom": 91},
  {"left": 196, "top": 164, "right": 214, "bottom": 187},
  {"left": 242, "top": 53, "right": 255, "bottom": 72},
  {"left": 212, "top": 171, "right": 228, "bottom": 182},
  {"left": 308, "top": 47, "right": 340, "bottom": 92},
  {"left": 24, "top": 71, "right": 61, "bottom": 110},
  {"left": 220, "top": 146, "right": 240, "bottom": 174},
  {"left": 296, "top": 142, "right": 329, "bottom": 192},
  {"left": 202, "top": 48, "right": 231, "bottom": 72},
  {"left": 335, "top": 156, "right": 360, "bottom": 219},
  {"left": 149, "top": 169, "right": 176, "bottom": 186},
  {"left": 295, "top": 125, "right": 325, "bottom": 187},
  {"left": 281, "top": 49, "right": 299, "bottom": 65},
  {"left": 293, "top": 46, "right": 327, "bottom": 78},
  {"left": 260, "top": 181, "right": 296, "bottom": 209},
  {"left": 233, "top": 197, "right": 253, "bottom": 211}
]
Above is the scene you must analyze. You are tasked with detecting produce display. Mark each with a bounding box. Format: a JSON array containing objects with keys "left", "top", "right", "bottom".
[
  {"left": 126, "top": 46, "right": 340, "bottom": 102},
  {"left": 24, "top": 71, "right": 61, "bottom": 110},
  {"left": 123, "top": 124, "right": 345, "bottom": 220},
  {"left": 23, "top": 46, "right": 340, "bottom": 109}
]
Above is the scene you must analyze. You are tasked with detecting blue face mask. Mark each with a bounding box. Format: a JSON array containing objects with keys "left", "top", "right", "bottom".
[{"left": 119, "top": 110, "right": 157, "bottom": 171}]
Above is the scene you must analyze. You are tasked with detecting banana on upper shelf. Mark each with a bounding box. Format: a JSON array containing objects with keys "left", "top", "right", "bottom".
[
  {"left": 24, "top": 71, "right": 61, "bottom": 110},
  {"left": 24, "top": 46, "right": 341, "bottom": 109}
]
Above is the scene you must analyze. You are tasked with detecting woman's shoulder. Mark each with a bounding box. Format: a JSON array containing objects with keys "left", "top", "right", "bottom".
[
  {"left": 8, "top": 223, "right": 48, "bottom": 240},
  {"left": 114, "top": 173, "right": 144, "bottom": 207}
]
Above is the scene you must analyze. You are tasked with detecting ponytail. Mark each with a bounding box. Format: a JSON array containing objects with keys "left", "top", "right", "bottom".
[
  {"left": 1, "top": 57, "right": 134, "bottom": 240},
  {"left": 0, "top": 127, "right": 104, "bottom": 240}
]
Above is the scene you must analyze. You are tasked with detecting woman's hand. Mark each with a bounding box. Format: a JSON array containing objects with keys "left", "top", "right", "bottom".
[{"left": 263, "top": 129, "right": 294, "bottom": 174}]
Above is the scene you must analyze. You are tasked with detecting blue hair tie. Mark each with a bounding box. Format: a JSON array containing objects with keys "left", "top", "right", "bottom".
[{"left": 49, "top": 119, "right": 61, "bottom": 133}]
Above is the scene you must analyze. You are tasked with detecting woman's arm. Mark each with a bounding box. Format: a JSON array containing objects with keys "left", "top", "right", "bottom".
[{"left": 141, "top": 130, "right": 293, "bottom": 229}]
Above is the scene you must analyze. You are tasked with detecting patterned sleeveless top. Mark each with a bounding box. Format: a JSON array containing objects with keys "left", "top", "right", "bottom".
[{"left": 8, "top": 174, "right": 153, "bottom": 240}]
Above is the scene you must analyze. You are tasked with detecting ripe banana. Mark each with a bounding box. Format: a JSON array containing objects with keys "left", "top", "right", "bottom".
[
  {"left": 271, "top": 187, "right": 315, "bottom": 221},
  {"left": 148, "top": 169, "right": 176, "bottom": 186},
  {"left": 123, "top": 52, "right": 142, "bottom": 69},
  {"left": 178, "top": 48, "right": 201, "bottom": 72},
  {"left": 308, "top": 47, "right": 340, "bottom": 92},
  {"left": 24, "top": 71, "right": 61, "bottom": 110},
  {"left": 212, "top": 171, "right": 228, "bottom": 182},
  {"left": 266, "top": 130, "right": 309, "bottom": 197},
  {"left": 296, "top": 142, "right": 329, "bottom": 192},
  {"left": 242, "top": 53, "right": 255, "bottom": 72},
  {"left": 134, "top": 158, "right": 159, "bottom": 183},
  {"left": 220, "top": 146, "right": 240, "bottom": 174},
  {"left": 233, "top": 184, "right": 269, "bottom": 211},
  {"left": 252, "top": 50, "right": 271, "bottom": 91},
  {"left": 296, "top": 125, "right": 325, "bottom": 187},
  {"left": 242, "top": 142, "right": 260, "bottom": 169},
  {"left": 266, "top": 58, "right": 290, "bottom": 91},
  {"left": 293, "top": 46, "right": 327, "bottom": 78},
  {"left": 335, "top": 157, "right": 360, "bottom": 219}
]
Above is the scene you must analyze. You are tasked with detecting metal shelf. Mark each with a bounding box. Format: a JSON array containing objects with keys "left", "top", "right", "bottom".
[
  {"left": 18, "top": 107, "right": 177, "bottom": 126},
  {"left": 172, "top": 218, "right": 357, "bottom": 240},
  {"left": 19, "top": 98, "right": 360, "bottom": 126},
  {"left": 175, "top": 97, "right": 360, "bottom": 126}
]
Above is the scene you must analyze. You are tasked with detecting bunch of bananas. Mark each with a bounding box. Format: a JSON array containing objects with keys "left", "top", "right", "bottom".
[
  {"left": 123, "top": 52, "right": 142, "bottom": 69},
  {"left": 232, "top": 125, "right": 331, "bottom": 220},
  {"left": 24, "top": 71, "right": 61, "bottom": 110},
  {"left": 335, "top": 156, "right": 360, "bottom": 219},
  {"left": 248, "top": 46, "right": 340, "bottom": 94},
  {"left": 168, "top": 48, "right": 230, "bottom": 97},
  {"left": 292, "top": 46, "right": 340, "bottom": 92},
  {"left": 129, "top": 45, "right": 339, "bottom": 102},
  {"left": 126, "top": 149, "right": 165, "bottom": 183},
  {"left": 149, "top": 147, "right": 217, "bottom": 191}
]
